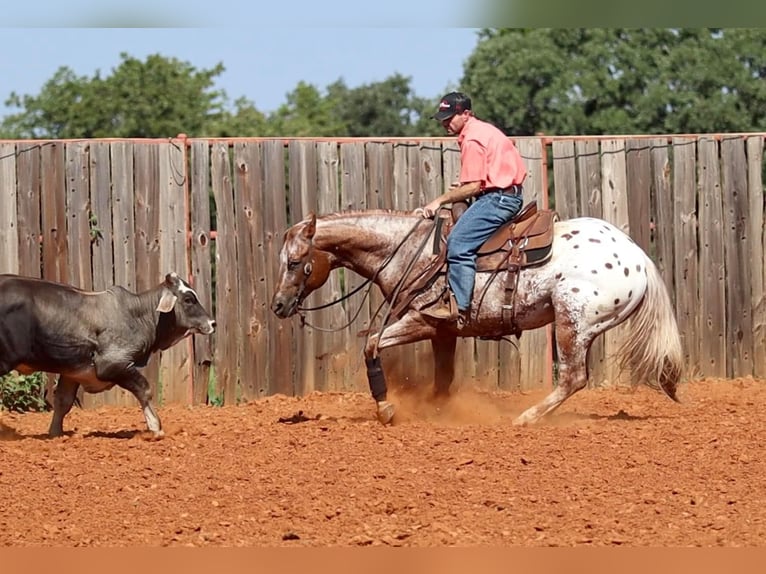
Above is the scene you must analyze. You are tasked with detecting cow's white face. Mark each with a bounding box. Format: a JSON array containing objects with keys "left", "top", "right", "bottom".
[{"left": 158, "top": 272, "right": 216, "bottom": 335}]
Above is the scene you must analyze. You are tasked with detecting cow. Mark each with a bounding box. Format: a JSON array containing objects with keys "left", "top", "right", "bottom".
[{"left": 0, "top": 272, "right": 216, "bottom": 438}]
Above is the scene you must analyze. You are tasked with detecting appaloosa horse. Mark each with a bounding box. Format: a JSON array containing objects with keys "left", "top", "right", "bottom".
[{"left": 271, "top": 209, "right": 683, "bottom": 425}]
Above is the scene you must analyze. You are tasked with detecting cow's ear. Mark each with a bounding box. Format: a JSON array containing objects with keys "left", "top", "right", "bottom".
[
  {"left": 165, "top": 272, "right": 180, "bottom": 287},
  {"left": 157, "top": 289, "right": 178, "bottom": 313}
]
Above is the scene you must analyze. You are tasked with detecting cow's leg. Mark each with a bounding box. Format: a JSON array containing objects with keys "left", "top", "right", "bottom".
[
  {"left": 364, "top": 311, "right": 436, "bottom": 425},
  {"left": 48, "top": 376, "right": 79, "bottom": 437},
  {"left": 95, "top": 360, "right": 163, "bottom": 437},
  {"left": 118, "top": 371, "right": 163, "bottom": 436}
]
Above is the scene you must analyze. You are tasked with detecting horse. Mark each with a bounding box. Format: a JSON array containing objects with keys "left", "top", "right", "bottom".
[{"left": 270, "top": 208, "right": 684, "bottom": 426}]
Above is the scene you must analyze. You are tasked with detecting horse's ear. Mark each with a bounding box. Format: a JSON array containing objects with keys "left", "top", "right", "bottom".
[{"left": 302, "top": 212, "right": 317, "bottom": 239}]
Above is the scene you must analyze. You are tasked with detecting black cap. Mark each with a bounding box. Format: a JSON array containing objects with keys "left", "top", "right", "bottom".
[{"left": 432, "top": 92, "right": 472, "bottom": 121}]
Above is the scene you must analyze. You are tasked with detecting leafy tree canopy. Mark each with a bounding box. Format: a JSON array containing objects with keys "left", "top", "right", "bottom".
[
  {"left": 3, "top": 30, "right": 764, "bottom": 139},
  {"left": 1, "top": 53, "right": 227, "bottom": 138},
  {"left": 461, "top": 28, "right": 766, "bottom": 135}
]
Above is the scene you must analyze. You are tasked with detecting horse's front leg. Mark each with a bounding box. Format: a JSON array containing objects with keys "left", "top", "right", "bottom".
[{"left": 364, "top": 311, "right": 436, "bottom": 425}]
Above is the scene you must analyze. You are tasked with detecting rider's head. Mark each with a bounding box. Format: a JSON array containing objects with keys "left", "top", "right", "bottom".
[{"left": 432, "top": 92, "right": 473, "bottom": 135}]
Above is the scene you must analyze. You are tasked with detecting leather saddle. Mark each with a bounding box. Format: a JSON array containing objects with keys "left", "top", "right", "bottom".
[
  {"left": 449, "top": 200, "right": 558, "bottom": 272},
  {"left": 389, "top": 200, "right": 559, "bottom": 333}
]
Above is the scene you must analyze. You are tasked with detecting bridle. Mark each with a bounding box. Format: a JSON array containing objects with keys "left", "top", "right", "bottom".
[{"left": 295, "top": 217, "right": 434, "bottom": 338}]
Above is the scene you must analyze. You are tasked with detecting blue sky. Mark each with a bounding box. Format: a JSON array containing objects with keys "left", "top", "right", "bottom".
[{"left": 1, "top": 1, "right": 482, "bottom": 119}]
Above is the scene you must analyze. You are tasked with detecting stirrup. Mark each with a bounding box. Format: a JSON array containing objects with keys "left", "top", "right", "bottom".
[{"left": 420, "top": 292, "right": 458, "bottom": 321}]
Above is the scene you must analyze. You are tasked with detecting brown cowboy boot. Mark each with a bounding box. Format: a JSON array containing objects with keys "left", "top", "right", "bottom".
[
  {"left": 456, "top": 308, "right": 470, "bottom": 330},
  {"left": 420, "top": 292, "right": 458, "bottom": 321}
]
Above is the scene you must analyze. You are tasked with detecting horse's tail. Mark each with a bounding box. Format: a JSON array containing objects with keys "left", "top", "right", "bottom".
[{"left": 617, "top": 255, "right": 684, "bottom": 401}]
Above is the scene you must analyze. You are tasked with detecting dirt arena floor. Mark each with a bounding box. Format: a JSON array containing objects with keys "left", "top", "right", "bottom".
[{"left": 1, "top": 377, "right": 765, "bottom": 547}]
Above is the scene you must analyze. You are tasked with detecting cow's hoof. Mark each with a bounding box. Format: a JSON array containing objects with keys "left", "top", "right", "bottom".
[{"left": 376, "top": 401, "right": 395, "bottom": 425}]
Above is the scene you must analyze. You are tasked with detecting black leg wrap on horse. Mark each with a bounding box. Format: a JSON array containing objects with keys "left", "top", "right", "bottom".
[{"left": 365, "top": 356, "right": 387, "bottom": 402}]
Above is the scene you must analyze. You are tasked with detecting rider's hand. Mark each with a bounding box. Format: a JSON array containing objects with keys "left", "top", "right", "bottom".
[{"left": 416, "top": 199, "right": 442, "bottom": 219}]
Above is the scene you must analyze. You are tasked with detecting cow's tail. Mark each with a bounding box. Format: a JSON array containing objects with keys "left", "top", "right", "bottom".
[{"left": 617, "top": 255, "right": 684, "bottom": 401}]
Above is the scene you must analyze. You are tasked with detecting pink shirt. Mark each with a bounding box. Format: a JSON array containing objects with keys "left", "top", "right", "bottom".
[{"left": 457, "top": 116, "right": 526, "bottom": 190}]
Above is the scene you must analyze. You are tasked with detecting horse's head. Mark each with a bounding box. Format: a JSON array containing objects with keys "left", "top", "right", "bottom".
[{"left": 271, "top": 212, "right": 332, "bottom": 318}]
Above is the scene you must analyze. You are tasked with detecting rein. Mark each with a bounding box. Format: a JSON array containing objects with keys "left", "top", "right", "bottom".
[{"left": 297, "top": 217, "right": 431, "bottom": 333}]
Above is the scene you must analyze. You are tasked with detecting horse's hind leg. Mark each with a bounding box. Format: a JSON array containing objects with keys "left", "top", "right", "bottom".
[
  {"left": 432, "top": 336, "right": 457, "bottom": 399},
  {"left": 513, "top": 316, "right": 593, "bottom": 425}
]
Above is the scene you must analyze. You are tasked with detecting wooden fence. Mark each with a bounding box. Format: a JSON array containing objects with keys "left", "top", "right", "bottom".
[{"left": 0, "top": 134, "right": 764, "bottom": 407}]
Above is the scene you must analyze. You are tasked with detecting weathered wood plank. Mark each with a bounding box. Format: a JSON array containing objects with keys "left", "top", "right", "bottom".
[
  {"left": 313, "top": 142, "right": 345, "bottom": 393},
  {"left": 101, "top": 141, "right": 138, "bottom": 407},
  {"left": 0, "top": 144, "right": 19, "bottom": 274},
  {"left": 89, "top": 143, "right": 114, "bottom": 292},
  {"left": 339, "top": 142, "right": 369, "bottom": 393},
  {"left": 233, "top": 141, "right": 261, "bottom": 402},
  {"left": 64, "top": 142, "right": 92, "bottom": 290},
  {"left": 39, "top": 142, "right": 68, "bottom": 404},
  {"left": 290, "top": 140, "right": 320, "bottom": 395},
  {"left": 133, "top": 143, "right": 161, "bottom": 402},
  {"left": 361, "top": 142, "right": 395, "bottom": 372},
  {"left": 552, "top": 140, "right": 578, "bottom": 220},
  {"left": 672, "top": 137, "right": 700, "bottom": 374},
  {"left": 697, "top": 137, "right": 727, "bottom": 378},
  {"left": 626, "top": 139, "right": 652, "bottom": 253},
  {"left": 158, "top": 140, "right": 192, "bottom": 404},
  {"left": 262, "top": 140, "right": 294, "bottom": 396},
  {"left": 134, "top": 144, "right": 161, "bottom": 291},
  {"left": 600, "top": 138, "right": 630, "bottom": 387},
  {"left": 650, "top": 138, "right": 675, "bottom": 301},
  {"left": 576, "top": 139, "right": 605, "bottom": 385},
  {"left": 210, "top": 142, "right": 239, "bottom": 404},
  {"left": 366, "top": 142, "right": 394, "bottom": 210},
  {"left": 40, "top": 143, "right": 69, "bottom": 284},
  {"left": 747, "top": 136, "right": 765, "bottom": 378},
  {"left": 15, "top": 143, "right": 42, "bottom": 278},
  {"left": 577, "top": 140, "right": 603, "bottom": 220},
  {"left": 79, "top": 142, "right": 112, "bottom": 410},
  {"left": 189, "top": 141, "right": 214, "bottom": 404},
  {"left": 516, "top": 137, "right": 548, "bottom": 391},
  {"left": 111, "top": 142, "right": 136, "bottom": 291},
  {"left": 721, "top": 136, "right": 753, "bottom": 378}
]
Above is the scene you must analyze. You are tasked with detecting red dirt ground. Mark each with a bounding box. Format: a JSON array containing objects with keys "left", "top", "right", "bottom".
[{"left": 1, "top": 377, "right": 765, "bottom": 547}]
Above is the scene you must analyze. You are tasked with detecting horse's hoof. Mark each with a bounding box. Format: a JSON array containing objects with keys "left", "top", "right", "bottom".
[
  {"left": 512, "top": 415, "right": 532, "bottom": 426},
  {"left": 376, "top": 401, "right": 395, "bottom": 425},
  {"left": 148, "top": 429, "right": 166, "bottom": 440}
]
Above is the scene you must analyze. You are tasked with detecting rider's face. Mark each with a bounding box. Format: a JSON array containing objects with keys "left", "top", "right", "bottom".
[{"left": 441, "top": 111, "right": 469, "bottom": 135}]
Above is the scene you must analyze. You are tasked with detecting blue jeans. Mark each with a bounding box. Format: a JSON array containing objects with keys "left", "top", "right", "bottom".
[{"left": 446, "top": 191, "right": 524, "bottom": 311}]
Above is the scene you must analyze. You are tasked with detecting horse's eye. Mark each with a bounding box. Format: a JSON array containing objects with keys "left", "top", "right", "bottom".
[{"left": 287, "top": 260, "right": 301, "bottom": 271}]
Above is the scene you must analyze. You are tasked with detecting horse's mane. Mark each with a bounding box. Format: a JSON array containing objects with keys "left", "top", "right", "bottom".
[{"left": 320, "top": 209, "right": 418, "bottom": 221}]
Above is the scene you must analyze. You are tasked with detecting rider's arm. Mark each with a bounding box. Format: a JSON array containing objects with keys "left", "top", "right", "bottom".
[{"left": 434, "top": 180, "right": 482, "bottom": 205}]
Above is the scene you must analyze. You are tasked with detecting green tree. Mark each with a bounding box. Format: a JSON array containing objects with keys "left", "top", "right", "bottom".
[
  {"left": 328, "top": 74, "right": 441, "bottom": 137},
  {"left": 461, "top": 28, "right": 766, "bottom": 136},
  {"left": 266, "top": 81, "right": 347, "bottom": 136},
  {"left": 263, "top": 75, "right": 444, "bottom": 137},
  {"left": 208, "top": 96, "right": 271, "bottom": 137},
  {"left": 1, "top": 53, "right": 229, "bottom": 138}
]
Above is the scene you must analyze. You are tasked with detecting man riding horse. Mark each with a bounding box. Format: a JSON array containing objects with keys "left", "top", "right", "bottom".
[{"left": 417, "top": 92, "right": 527, "bottom": 329}]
